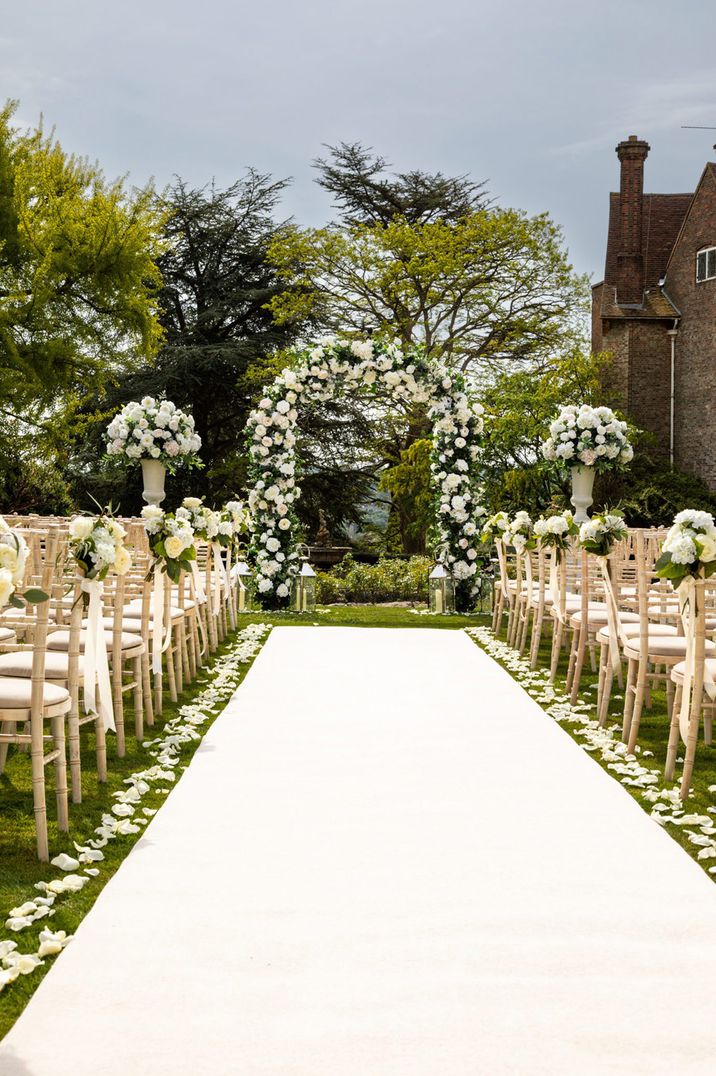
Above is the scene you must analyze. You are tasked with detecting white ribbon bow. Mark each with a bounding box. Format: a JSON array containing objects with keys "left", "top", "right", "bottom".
[{"left": 80, "top": 579, "right": 115, "bottom": 732}]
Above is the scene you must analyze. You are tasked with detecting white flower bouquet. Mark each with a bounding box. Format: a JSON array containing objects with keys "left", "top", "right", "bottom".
[
  {"left": 141, "top": 506, "right": 197, "bottom": 582},
  {"left": 220, "top": 501, "right": 250, "bottom": 551},
  {"left": 105, "top": 397, "right": 202, "bottom": 473},
  {"left": 657, "top": 510, "right": 716, "bottom": 585},
  {"left": 502, "top": 511, "right": 535, "bottom": 553},
  {"left": 0, "top": 517, "right": 44, "bottom": 610},
  {"left": 480, "top": 511, "right": 510, "bottom": 544},
  {"left": 541, "top": 403, "right": 633, "bottom": 472},
  {"left": 68, "top": 514, "right": 132, "bottom": 580},
  {"left": 533, "top": 511, "right": 579, "bottom": 557},
  {"left": 578, "top": 512, "right": 629, "bottom": 557},
  {"left": 178, "top": 498, "right": 220, "bottom": 542}
]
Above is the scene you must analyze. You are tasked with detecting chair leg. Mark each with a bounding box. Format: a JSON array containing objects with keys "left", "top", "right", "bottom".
[
  {"left": 627, "top": 659, "right": 648, "bottom": 754},
  {"left": 31, "top": 724, "right": 49, "bottom": 863},
  {"left": 622, "top": 658, "right": 637, "bottom": 743},
  {"left": 95, "top": 712, "right": 107, "bottom": 783},
  {"left": 166, "top": 639, "right": 178, "bottom": 703},
  {"left": 173, "top": 626, "right": 184, "bottom": 696},
  {"left": 67, "top": 705, "right": 82, "bottom": 804},
  {"left": 52, "top": 713, "right": 69, "bottom": 833},
  {"left": 529, "top": 607, "right": 544, "bottom": 669},
  {"left": 599, "top": 659, "right": 614, "bottom": 727},
  {"left": 550, "top": 618, "right": 564, "bottom": 683},
  {"left": 142, "top": 653, "right": 154, "bottom": 728},
  {"left": 566, "top": 627, "right": 579, "bottom": 692},
  {"left": 570, "top": 628, "right": 587, "bottom": 706},
  {"left": 133, "top": 657, "right": 144, "bottom": 741},
  {"left": 0, "top": 720, "right": 13, "bottom": 772},
  {"left": 665, "top": 681, "right": 683, "bottom": 781}
]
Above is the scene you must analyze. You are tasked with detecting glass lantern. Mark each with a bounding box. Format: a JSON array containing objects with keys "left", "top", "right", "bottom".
[
  {"left": 429, "top": 561, "right": 455, "bottom": 615},
  {"left": 233, "top": 559, "right": 254, "bottom": 613},
  {"left": 291, "top": 544, "right": 316, "bottom": 613}
]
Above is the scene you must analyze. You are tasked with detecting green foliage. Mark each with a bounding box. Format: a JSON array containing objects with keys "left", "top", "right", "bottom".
[
  {"left": 601, "top": 452, "right": 716, "bottom": 527},
  {"left": 0, "top": 100, "right": 164, "bottom": 408},
  {"left": 479, "top": 349, "right": 615, "bottom": 516},
  {"left": 66, "top": 174, "right": 304, "bottom": 513},
  {"left": 268, "top": 208, "right": 589, "bottom": 369},
  {"left": 315, "top": 554, "right": 433, "bottom": 604},
  {"left": 378, "top": 438, "right": 433, "bottom": 554}
]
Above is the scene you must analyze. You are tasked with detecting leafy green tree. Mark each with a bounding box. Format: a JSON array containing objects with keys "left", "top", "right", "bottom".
[
  {"left": 268, "top": 209, "right": 588, "bottom": 371},
  {"left": 314, "top": 142, "right": 489, "bottom": 227},
  {"left": 0, "top": 100, "right": 163, "bottom": 410},
  {"left": 378, "top": 438, "right": 434, "bottom": 553}
]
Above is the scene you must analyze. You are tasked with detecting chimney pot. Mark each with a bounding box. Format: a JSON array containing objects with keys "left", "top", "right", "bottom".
[{"left": 615, "top": 135, "right": 650, "bottom": 304}]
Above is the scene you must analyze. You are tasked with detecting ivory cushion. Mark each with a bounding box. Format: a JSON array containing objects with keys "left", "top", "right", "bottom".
[
  {"left": 123, "top": 601, "right": 186, "bottom": 621},
  {"left": 0, "top": 627, "right": 17, "bottom": 643},
  {"left": 671, "top": 658, "right": 716, "bottom": 683},
  {"left": 597, "top": 622, "right": 678, "bottom": 645},
  {"left": 570, "top": 609, "right": 640, "bottom": 628},
  {"left": 47, "top": 629, "right": 143, "bottom": 653},
  {"left": 0, "top": 650, "right": 85, "bottom": 679},
  {"left": 624, "top": 636, "right": 716, "bottom": 659},
  {"left": 0, "top": 677, "right": 70, "bottom": 709}
]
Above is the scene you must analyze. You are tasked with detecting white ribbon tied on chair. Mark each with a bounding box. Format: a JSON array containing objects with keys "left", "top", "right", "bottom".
[
  {"left": 80, "top": 579, "right": 115, "bottom": 732},
  {"left": 676, "top": 577, "right": 716, "bottom": 743},
  {"left": 549, "top": 552, "right": 567, "bottom": 625},
  {"left": 151, "top": 567, "right": 165, "bottom": 675},
  {"left": 190, "top": 561, "right": 206, "bottom": 605},
  {"left": 599, "top": 559, "right": 626, "bottom": 674}
]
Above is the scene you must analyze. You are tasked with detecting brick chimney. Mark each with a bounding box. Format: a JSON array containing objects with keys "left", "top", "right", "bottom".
[{"left": 615, "top": 134, "right": 650, "bottom": 305}]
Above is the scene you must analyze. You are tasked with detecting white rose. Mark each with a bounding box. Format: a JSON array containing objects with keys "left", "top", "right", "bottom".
[{"left": 69, "top": 517, "right": 95, "bottom": 541}]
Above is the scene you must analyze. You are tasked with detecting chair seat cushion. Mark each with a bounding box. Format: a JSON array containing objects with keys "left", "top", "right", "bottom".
[
  {"left": 123, "top": 600, "right": 186, "bottom": 622},
  {"left": 0, "top": 650, "right": 85, "bottom": 679},
  {"left": 83, "top": 616, "right": 149, "bottom": 634},
  {"left": 570, "top": 609, "right": 640, "bottom": 628},
  {"left": 47, "top": 629, "right": 143, "bottom": 653},
  {"left": 672, "top": 658, "right": 716, "bottom": 683},
  {"left": 596, "top": 622, "right": 678, "bottom": 645},
  {"left": 0, "top": 677, "right": 69, "bottom": 710},
  {"left": 624, "top": 636, "right": 716, "bottom": 659},
  {"left": 0, "top": 627, "right": 17, "bottom": 643}
]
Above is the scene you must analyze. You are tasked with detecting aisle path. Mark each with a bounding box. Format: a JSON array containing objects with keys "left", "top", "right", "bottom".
[{"left": 3, "top": 627, "right": 716, "bottom": 1075}]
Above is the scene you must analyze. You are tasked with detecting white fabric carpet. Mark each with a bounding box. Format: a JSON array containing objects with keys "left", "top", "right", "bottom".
[{"left": 2, "top": 626, "right": 716, "bottom": 1075}]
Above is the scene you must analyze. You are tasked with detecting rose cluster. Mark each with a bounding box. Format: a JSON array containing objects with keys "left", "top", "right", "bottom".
[
  {"left": 245, "top": 336, "right": 484, "bottom": 610},
  {"left": 0, "top": 516, "right": 29, "bottom": 608},
  {"left": 533, "top": 510, "right": 578, "bottom": 558},
  {"left": 141, "top": 506, "right": 197, "bottom": 581},
  {"left": 578, "top": 513, "right": 629, "bottom": 557},
  {"left": 657, "top": 509, "right": 716, "bottom": 586},
  {"left": 68, "top": 514, "right": 132, "bottom": 580},
  {"left": 178, "top": 497, "right": 221, "bottom": 542},
  {"left": 105, "top": 397, "right": 202, "bottom": 472},
  {"left": 502, "top": 511, "right": 535, "bottom": 553},
  {"left": 541, "top": 404, "right": 633, "bottom": 471}
]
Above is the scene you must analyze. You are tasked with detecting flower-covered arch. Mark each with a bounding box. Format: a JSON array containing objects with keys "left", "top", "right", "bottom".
[{"left": 246, "top": 337, "right": 485, "bottom": 610}]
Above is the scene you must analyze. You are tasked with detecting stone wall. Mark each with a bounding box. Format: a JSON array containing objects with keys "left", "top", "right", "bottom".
[{"left": 664, "top": 166, "right": 716, "bottom": 484}]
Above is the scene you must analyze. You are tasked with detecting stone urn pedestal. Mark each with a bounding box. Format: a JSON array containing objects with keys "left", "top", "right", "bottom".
[
  {"left": 570, "top": 465, "right": 595, "bottom": 524},
  {"left": 141, "top": 459, "right": 167, "bottom": 507}
]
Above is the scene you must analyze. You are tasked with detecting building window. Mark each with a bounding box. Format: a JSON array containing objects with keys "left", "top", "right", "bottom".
[{"left": 696, "top": 247, "right": 716, "bottom": 282}]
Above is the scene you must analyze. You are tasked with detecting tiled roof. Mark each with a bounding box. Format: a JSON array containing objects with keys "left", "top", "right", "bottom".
[
  {"left": 604, "top": 192, "right": 692, "bottom": 287},
  {"left": 599, "top": 285, "right": 680, "bottom": 320}
]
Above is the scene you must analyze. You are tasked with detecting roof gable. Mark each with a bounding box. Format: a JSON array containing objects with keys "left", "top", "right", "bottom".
[
  {"left": 663, "top": 163, "right": 716, "bottom": 276},
  {"left": 604, "top": 192, "right": 692, "bottom": 288}
]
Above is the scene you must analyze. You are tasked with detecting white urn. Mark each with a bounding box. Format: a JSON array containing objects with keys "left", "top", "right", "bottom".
[
  {"left": 570, "top": 465, "right": 595, "bottom": 524},
  {"left": 141, "top": 458, "right": 167, "bottom": 507}
]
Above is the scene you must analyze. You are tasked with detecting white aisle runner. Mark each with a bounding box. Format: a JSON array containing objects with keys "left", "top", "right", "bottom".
[{"left": 2, "top": 626, "right": 716, "bottom": 1075}]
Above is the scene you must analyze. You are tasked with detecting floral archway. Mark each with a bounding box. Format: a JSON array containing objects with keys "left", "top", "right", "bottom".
[{"left": 246, "top": 337, "right": 485, "bottom": 610}]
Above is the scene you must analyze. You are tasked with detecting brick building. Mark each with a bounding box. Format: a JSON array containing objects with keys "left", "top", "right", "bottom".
[{"left": 592, "top": 136, "right": 716, "bottom": 485}]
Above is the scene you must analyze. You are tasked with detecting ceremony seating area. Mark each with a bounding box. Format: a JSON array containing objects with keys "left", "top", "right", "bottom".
[
  {"left": 489, "top": 522, "right": 716, "bottom": 801},
  {"left": 0, "top": 515, "right": 246, "bottom": 862}
]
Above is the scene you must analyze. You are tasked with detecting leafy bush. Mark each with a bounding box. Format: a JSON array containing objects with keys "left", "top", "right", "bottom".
[{"left": 316, "top": 554, "right": 433, "bottom": 604}]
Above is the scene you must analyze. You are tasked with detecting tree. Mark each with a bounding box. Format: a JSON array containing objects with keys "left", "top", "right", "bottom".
[
  {"left": 0, "top": 100, "right": 163, "bottom": 412},
  {"left": 378, "top": 438, "right": 434, "bottom": 553},
  {"left": 66, "top": 173, "right": 306, "bottom": 512},
  {"left": 268, "top": 208, "right": 588, "bottom": 372},
  {"left": 314, "top": 141, "right": 489, "bottom": 227}
]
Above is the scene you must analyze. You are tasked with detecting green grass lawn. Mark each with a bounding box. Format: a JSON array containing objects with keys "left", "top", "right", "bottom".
[
  {"left": 0, "top": 604, "right": 488, "bottom": 1037},
  {"left": 468, "top": 618, "right": 716, "bottom": 875}
]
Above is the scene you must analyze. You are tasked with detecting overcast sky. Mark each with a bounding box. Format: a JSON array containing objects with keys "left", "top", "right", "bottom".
[{"left": 2, "top": 0, "right": 715, "bottom": 280}]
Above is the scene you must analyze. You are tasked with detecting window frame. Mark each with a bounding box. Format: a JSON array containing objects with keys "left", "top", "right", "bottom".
[{"left": 696, "top": 246, "right": 716, "bottom": 283}]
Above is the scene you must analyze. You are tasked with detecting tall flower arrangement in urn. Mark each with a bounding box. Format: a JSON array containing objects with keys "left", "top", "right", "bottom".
[
  {"left": 105, "top": 397, "right": 202, "bottom": 506},
  {"left": 541, "top": 403, "right": 633, "bottom": 523}
]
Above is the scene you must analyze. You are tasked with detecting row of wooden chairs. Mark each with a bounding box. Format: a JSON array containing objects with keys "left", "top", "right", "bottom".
[
  {"left": 0, "top": 517, "right": 249, "bottom": 860},
  {"left": 491, "top": 529, "right": 715, "bottom": 798}
]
